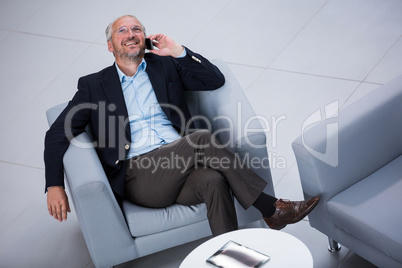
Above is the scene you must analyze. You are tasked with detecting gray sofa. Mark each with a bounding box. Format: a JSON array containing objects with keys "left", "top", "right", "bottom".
[
  {"left": 45, "top": 59, "right": 275, "bottom": 268},
  {"left": 292, "top": 75, "right": 402, "bottom": 268}
]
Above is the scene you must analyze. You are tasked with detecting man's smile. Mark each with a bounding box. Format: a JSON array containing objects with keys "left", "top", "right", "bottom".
[
  {"left": 124, "top": 41, "right": 138, "bottom": 47},
  {"left": 122, "top": 37, "right": 140, "bottom": 47}
]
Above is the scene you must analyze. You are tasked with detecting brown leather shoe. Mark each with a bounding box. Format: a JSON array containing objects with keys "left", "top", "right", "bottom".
[{"left": 263, "top": 196, "right": 320, "bottom": 230}]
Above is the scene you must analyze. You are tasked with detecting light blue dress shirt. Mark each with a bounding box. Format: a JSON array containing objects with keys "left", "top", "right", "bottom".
[{"left": 116, "top": 54, "right": 185, "bottom": 159}]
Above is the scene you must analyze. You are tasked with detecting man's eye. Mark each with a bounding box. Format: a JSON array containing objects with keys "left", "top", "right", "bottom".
[{"left": 118, "top": 28, "right": 127, "bottom": 34}]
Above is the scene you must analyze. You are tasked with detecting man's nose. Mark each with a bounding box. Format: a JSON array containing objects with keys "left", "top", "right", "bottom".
[{"left": 127, "top": 30, "right": 136, "bottom": 38}]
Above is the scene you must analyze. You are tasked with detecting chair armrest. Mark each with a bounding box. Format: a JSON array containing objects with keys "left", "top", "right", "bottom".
[
  {"left": 292, "top": 75, "right": 402, "bottom": 200},
  {"left": 185, "top": 59, "right": 272, "bottom": 185},
  {"left": 46, "top": 103, "right": 137, "bottom": 266},
  {"left": 185, "top": 59, "right": 274, "bottom": 226},
  {"left": 63, "top": 132, "right": 137, "bottom": 267}
]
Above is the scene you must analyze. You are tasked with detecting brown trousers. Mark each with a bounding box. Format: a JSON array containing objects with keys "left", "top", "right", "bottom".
[{"left": 125, "top": 130, "right": 267, "bottom": 236}]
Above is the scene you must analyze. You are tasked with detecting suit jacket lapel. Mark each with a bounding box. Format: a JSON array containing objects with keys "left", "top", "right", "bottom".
[{"left": 101, "top": 65, "right": 130, "bottom": 137}]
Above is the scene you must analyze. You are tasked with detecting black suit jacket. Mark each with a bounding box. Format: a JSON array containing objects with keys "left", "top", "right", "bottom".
[{"left": 44, "top": 47, "right": 225, "bottom": 199}]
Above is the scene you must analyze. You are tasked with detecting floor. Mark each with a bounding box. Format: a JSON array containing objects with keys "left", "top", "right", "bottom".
[{"left": 1, "top": 0, "right": 401, "bottom": 267}]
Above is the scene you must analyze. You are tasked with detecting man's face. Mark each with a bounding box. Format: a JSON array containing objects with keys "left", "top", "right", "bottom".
[{"left": 107, "top": 16, "right": 146, "bottom": 60}]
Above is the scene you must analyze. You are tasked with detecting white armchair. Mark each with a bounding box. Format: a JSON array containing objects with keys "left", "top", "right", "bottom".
[{"left": 46, "top": 59, "right": 275, "bottom": 268}]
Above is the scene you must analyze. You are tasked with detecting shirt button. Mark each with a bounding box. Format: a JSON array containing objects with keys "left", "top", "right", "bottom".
[
  {"left": 115, "top": 160, "right": 120, "bottom": 165},
  {"left": 125, "top": 144, "right": 130, "bottom": 150}
]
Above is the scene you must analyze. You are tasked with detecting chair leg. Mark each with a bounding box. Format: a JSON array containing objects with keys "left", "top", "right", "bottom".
[{"left": 328, "top": 237, "right": 341, "bottom": 252}]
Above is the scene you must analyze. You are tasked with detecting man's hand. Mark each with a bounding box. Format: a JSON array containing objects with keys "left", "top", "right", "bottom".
[
  {"left": 147, "top": 34, "right": 184, "bottom": 58},
  {"left": 47, "top": 186, "right": 71, "bottom": 222}
]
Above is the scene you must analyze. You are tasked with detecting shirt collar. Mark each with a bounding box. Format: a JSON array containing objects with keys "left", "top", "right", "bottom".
[{"left": 115, "top": 58, "right": 147, "bottom": 83}]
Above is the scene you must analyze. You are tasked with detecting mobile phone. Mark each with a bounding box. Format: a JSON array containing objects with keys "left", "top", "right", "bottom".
[{"left": 145, "top": 38, "right": 154, "bottom": 50}]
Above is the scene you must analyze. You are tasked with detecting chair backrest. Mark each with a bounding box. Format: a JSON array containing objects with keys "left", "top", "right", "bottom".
[{"left": 185, "top": 59, "right": 265, "bottom": 146}]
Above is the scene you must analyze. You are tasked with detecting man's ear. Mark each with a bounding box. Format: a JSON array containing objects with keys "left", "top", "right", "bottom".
[{"left": 107, "top": 40, "right": 114, "bottom": 53}]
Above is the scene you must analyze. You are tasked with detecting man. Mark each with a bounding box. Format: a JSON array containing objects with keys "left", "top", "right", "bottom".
[{"left": 45, "top": 15, "right": 319, "bottom": 236}]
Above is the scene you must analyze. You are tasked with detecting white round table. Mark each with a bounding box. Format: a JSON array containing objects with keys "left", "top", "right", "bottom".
[{"left": 180, "top": 228, "right": 313, "bottom": 268}]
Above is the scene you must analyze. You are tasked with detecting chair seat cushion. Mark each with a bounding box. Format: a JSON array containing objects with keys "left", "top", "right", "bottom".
[
  {"left": 122, "top": 201, "right": 208, "bottom": 237},
  {"left": 328, "top": 155, "right": 402, "bottom": 264}
]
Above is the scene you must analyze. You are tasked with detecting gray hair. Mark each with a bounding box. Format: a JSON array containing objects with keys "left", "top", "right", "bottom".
[{"left": 105, "top": 15, "right": 146, "bottom": 41}]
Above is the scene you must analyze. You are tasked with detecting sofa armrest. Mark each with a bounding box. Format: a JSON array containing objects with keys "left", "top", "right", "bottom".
[
  {"left": 292, "top": 75, "right": 402, "bottom": 236},
  {"left": 293, "top": 75, "right": 402, "bottom": 201}
]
